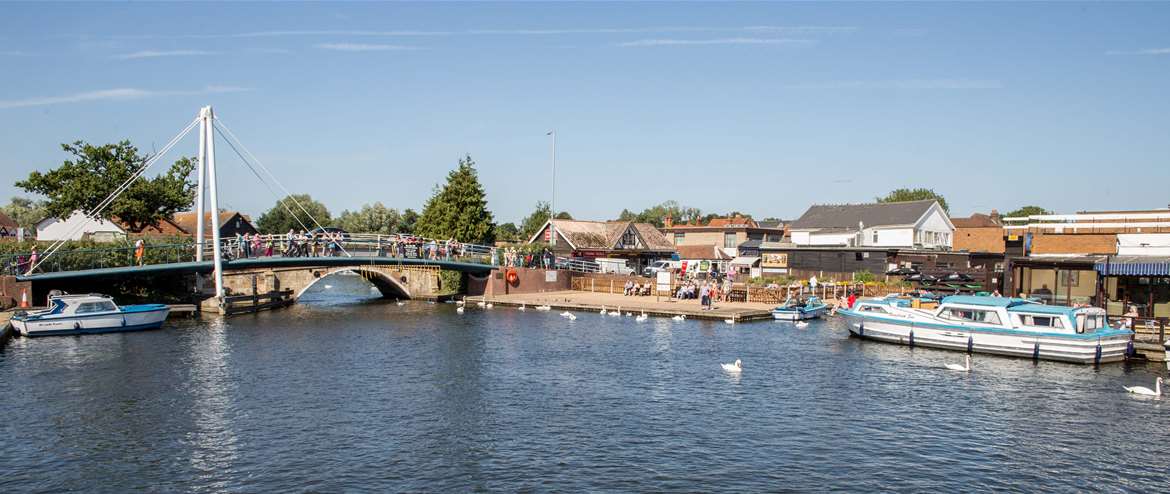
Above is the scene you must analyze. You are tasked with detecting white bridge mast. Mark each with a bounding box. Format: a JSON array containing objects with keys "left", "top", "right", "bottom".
[{"left": 196, "top": 106, "right": 225, "bottom": 299}]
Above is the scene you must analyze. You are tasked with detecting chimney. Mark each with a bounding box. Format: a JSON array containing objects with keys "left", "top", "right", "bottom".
[{"left": 664, "top": 215, "right": 673, "bottom": 228}]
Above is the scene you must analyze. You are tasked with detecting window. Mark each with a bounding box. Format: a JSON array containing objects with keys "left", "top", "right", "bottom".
[
  {"left": 859, "top": 305, "right": 888, "bottom": 313},
  {"left": 767, "top": 234, "right": 782, "bottom": 242},
  {"left": 872, "top": 231, "right": 879, "bottom": 244},
  {"left": 75, "top": 301, "right": 115, "bottom": 314},
  {"left": 673, "top": 233, "right": 685, "bottom": 244},
  {"left": 723, "top": 232, "right": 737, "bottom": 249},
  {"left": 621, "top": 229, "right": 639, "bottom": 248},
  {"left": 1077, "top": 314, "right": 1105, "bottom": 334},
  {"left": 941, "top": 308, "right": 1001, "bottom": 325},
  {"left": 1018, "top": 314, "right": 1064, "bottom": 329}
]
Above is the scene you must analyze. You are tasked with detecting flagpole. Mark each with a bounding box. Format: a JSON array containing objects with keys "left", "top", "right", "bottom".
[{"left": 548, "top": 130, "right": 556, "bottom": 249}]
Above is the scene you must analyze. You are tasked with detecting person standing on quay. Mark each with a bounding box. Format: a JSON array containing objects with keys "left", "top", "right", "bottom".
[
  {"left": 134, "top": 238, "right": 145, "bottom": 266},
  {"left": 700, "top": 282, "right": 711, "bottom": 310}
]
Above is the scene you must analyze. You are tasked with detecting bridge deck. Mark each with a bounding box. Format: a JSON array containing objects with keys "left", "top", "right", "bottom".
[{"left": 17, "top": 256, "right": 494, "bottom": 282}]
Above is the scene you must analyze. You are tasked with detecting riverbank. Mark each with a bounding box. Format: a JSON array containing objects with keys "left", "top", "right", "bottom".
[{"left": 468, "top": 290, "right": 782, "bottom": 322}]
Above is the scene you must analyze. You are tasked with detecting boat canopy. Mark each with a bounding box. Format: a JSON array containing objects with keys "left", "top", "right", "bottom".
[{"left": 939, "top": 295, "right": 1032, "bottom": 308}]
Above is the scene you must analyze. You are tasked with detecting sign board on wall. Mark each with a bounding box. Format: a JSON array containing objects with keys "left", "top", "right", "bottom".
[
  {"left": 545, "top": 270, "right": 558, "bottom": 282},
  {"left": 762, "top": 253, "right": 788, "bottom": 268}
]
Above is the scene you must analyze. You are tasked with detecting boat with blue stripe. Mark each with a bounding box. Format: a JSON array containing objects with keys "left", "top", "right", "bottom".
[
  {"left": 11, "top": 293, "right": 170, "bottom": 337},
  {"left": 838, "top": 295, "right": 1133, "bottom": 364},
  {"left": 772, "top": 296, "right": 829, "bottom": 321}
]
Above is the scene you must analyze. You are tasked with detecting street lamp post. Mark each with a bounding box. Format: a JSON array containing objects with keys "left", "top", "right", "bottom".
[{"left": 547, "top": 130, "right": 556, "bottom": 248}]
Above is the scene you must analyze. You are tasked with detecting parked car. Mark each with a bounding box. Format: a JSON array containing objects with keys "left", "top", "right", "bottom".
[{"left": 642, "top": 260, "right": 675, "bottom": 278}]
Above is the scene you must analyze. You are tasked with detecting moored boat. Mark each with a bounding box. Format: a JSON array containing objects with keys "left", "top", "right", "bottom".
[
  {"left": 838, "top": 295, "right": 1132, "bottom": 364},
  {"left": 11, "top": 294, "right": 170, "bottom": 337},
  {"left": 772, "top": 296, "right": 828, "bottom": 321}
]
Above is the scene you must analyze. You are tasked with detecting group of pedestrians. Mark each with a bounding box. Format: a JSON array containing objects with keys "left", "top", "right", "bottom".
[
  {"left": 377, "top": 235, "right": 464, "bottom": 260},
  {"left": 277, "top": 230, "right": 346, "bottom": 258},
  {"left": 499, "top": 247, "right": 554, "bottom": 269}
]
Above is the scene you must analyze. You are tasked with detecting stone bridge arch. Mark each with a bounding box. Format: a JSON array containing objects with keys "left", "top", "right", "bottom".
[
  {"left": 296, "top": 266, "right": 412, "bottom": 299},
  {"left": 219, "top": 265, "right": 440, "bottom": 301}
]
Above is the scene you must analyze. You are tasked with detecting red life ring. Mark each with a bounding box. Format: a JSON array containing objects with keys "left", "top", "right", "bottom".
[{"left": 506, "top": 269, "right": 519, "bottom": 285}]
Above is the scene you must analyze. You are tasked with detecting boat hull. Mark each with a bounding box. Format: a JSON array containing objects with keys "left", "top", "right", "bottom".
[
  {"left": 13, "top": 305, "right": 170, "bottom": 337},
  {"left": 841, "top": 312, "right": 1131, "bottom": 364}
]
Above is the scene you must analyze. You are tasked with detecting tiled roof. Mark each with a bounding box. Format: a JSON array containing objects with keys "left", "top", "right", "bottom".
[
  {"left": 543, "top": 219, "right": 674, "bottom": 251},
  {"left": 675, "top": 244, "right": 732, "bottom": 260},
  {"left": 791, "top": 200, "right": 938, "bottom": 230},
  {"left": 0, "top": 211, "right": 17, "bottom": 229},
  {"left": 952, "top": 213, "right": 1001, "bottom": 228}
]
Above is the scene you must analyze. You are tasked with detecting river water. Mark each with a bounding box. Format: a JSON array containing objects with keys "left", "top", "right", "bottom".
[{"left": 2, "top": 274, "right": 1167, "bottom": 492}]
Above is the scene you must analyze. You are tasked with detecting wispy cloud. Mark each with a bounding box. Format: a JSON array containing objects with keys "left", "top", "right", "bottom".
[
  {"left": 781, "top": 79, "right": 1004, "bottom": 90},
  {"left": 115, "top": 49, "right": 215, "bottom": 60},
  {"left": 315, "top": 42, "right": 417, "bottom": 52},
  {"left": 1106, "top": 47, "right": 1170, "bottom": 55},
  {"left": 0, "top": 86, "right": 251, "bottom": 110},
  {"left": 617, "top": 38, "right": 815, "bottom": 47},
  {"left": 110, "top": 26, "right": 854, "bottom": 39}
]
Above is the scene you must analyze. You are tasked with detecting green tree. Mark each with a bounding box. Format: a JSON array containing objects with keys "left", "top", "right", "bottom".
[
  {"left": 256, "top": 194, "right": 332, "bottom": 233},
  {"left": 398, "top": 208, "right": 419, "bottom": 234},
  {"left": 17, "top": 140, "right": 196, "bottom": 232},
  {"left": 1, "top": 196, "right": 47, "bottom": 231},
  {"left": 1003, "top": 205, "right": 1052, "bottom": 218},
  {"left": 496, "top": 222, "right": 520, "bottom": 242},
  {"left": 616, "top": 200, "right": 703, "bottom": 227},
  {"left": 876, "top": 188, "right": 949, "bottom": 212},
  {"left": 336, "top": 202, "right": 399, "bottom": 234},
  {"left": 520, "top": 201, "right": 553, "bottom": 240},
  {"left": 414, "top": 155, "right": 496, "bottom": 244}
]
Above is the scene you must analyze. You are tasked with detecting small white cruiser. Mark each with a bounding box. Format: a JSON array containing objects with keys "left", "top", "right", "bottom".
[
  {"left": 771, "top": 296, "right": 828, "bottom": 321},
  {"left": 839, "top": 295, "right": 1133, "bottom": 364},
  {"left": 11, "top": 293, "right": 170, "bottom": 337}
]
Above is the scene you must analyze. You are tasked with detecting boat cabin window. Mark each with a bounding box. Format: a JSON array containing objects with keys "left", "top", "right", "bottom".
[
  {"left": 75, "top": 301, "right": 116, "bottom": 314},
  {"left": 940, "top": 308, "right": 1001, "bottom": 325},
  {"left": 1017, "top": 314, "right": 1064, "bottom": 329},
  {"left": 1076, "top": 314, "right": 1106, "bottom": 334},
  {"left": 857, "top": 305, "right": 889, "bottom": 314}
]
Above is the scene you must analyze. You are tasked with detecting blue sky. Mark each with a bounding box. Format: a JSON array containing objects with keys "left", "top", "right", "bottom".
[{"left": 1, "top": 2, "right": 1168, "bottom": 224}]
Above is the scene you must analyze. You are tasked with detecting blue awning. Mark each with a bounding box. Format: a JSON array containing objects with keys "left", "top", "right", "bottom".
[{"left": 1095, "top": 256, "right": 1170, "bottom": 276}]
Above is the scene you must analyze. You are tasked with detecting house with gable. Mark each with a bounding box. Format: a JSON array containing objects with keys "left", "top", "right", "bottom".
[{"left": 526, "top": 219, "right": 676, "bottom": 273}]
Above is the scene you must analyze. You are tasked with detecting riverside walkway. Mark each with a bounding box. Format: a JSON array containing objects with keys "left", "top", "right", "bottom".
[{"left": 469, "top": 290, "right": 778, "bottom": 322}]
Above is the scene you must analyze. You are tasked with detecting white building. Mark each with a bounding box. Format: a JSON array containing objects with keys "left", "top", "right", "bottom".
[
  {"left": 789, "top": 200, "right": 954, "bottom": 250},
  {"left": 36, "top": 211, "right": 126, "bottom": 242}
]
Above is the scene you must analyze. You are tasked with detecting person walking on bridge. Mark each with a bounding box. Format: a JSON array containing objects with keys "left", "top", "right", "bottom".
[{"left": 134, "top": 238, "right": 145, "bottom": 266}]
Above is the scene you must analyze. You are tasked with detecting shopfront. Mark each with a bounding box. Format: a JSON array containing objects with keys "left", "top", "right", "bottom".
[
  {"left": 1008, "top": 257, "right": 1100, "bottom": 306},
  {"left": 1094, "top": 256, "right": 1170, "bottom": 318}
]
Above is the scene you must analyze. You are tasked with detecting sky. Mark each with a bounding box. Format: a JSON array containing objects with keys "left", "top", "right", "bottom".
[{"left": 1, "top": 2, "right": 1168, "bottom": 225}]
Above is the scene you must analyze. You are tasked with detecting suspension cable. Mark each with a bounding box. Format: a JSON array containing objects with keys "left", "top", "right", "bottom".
[
  {"left": 213, "top": 126, "right": 312, "bottom": 234},
  {"left": 28, "top": 116, "right": 201, "bottom": 274},
  {"left": 213, "top": 117, "right": 352, "bottom": 257}
]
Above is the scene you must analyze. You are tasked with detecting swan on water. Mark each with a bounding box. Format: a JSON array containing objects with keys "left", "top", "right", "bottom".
[
  {"left": 725, "top": 318, "right": 735, "bottom": 324},
  {"left": 608, "top": 309, "right": 620, "bottom": 317},
  {"left": 535, "top": 305, "right": 552, "bottom": 311},
  {"left": 456, "top": 306, "right": 464, "bottom": 314},
  {"left": 323, "top": 284, "right": 333, "bottom": 289},
  {"left": 518, "top": 304, "right": 526, "bottom": 311},
  {"left": 1124, "top": 377, "right": 1163, "bottom": 396},
  {"left": 671, "top": 315, "right": 685, "bottom": 321},
  {"left": 794, "top": 321, "right": 809, "bottom": 329},
  {"left": 721, "top": 359, "right": 743, "bottom": 373},
  {"left": 600, "top": 306, "right": 607, "bottom": 315},
  {"left": 456, "top": 299, "right": 465, "bottom": 306},
  {"left": 485, "top": 303, "right": 493, "bottom": 309},
  {"left": 395, "top": 299, "right": 405, "bottom": 306},
  {"left": 476, "top": 301, "right": 486, "bottom": 308},
  {"left": 566, "top": 313, "right": 577, "bottom": 321},
  {"left": 636, "top": 312, "right": 648, "bottom": 322},
  {"left": 945, "top": 354, "right": 971, "bottom": 372},
  {"left": 560, "top": 311, "right": 573, "bottom": 318}
]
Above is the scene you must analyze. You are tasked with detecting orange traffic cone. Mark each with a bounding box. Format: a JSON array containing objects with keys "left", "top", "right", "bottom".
[{"left": 20, "top": 288, "right": 30, "bottom": 308}]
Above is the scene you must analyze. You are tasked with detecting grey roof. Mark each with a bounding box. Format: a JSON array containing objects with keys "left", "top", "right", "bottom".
[
  {"left": 756, "top": 220, "right": 785, "bottom": 229},
  {"left": 790, "top": 200, "right": 938, "bottom": 230}
]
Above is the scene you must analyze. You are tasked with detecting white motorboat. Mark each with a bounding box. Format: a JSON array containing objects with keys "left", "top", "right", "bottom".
[
  {"left": 11, "top": 294, "right": 170, "bottom": 337},
  {"left": 839, "top": 295, "right": 1133, "bottom": 365}
]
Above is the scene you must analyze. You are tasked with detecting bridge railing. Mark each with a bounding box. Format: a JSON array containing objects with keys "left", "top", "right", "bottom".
[{"left": 9, "top": 232, "right": 600, "bottom": 275}]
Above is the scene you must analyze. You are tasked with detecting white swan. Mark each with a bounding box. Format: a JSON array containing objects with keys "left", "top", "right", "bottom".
[
  {"left": 672, "top": 315, "right": 685, "bottom": 321},
  {"left": 323, "top": 284, "right": 333, "bottom": 289},
  {"left": 1124, "top": 377, "right": 1163, "bottom": 396},
  {"left": 566, "top": 313, "right": 577, "bottom": 321},
  {"left": 794, "top": 321, "right": 809, "bottom": 329},
  {"left": 945, "top": 354, "right": 971, "bottom": 372},
  {"left": 518, "top": 304, "right": 526, "bottom": 311},
  {"left": 485, "top": 303, "right": 493, "bottom": 309},
  {"left": 600, "top": 306, "right": 607, "bottom": 315},
  {"left": 535, "top": 305, "right": 552, "bottom": 311},
  {"left": 395, "top": 299, "right": 405, "bottom": 306},
  {"left": 724, "top": 318, "right": 735, "bottom": 324},
  {"left": 456, "top": 299, "right": 466, "bottom": 306},
  {"left": 456, "top": 306, "right": 464, "bottom": 314},
  {"left": 608, "top": 309, "right": 620, "bottom": 317},
  {"left": 636, "top": 312, "right": 649, "bottom": 322},
  {"left": 560, "top": 311, "right": 573, "bottom": 318},
  {"left": 721, "top": 359, "right": 742, "bottom": 373}
]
